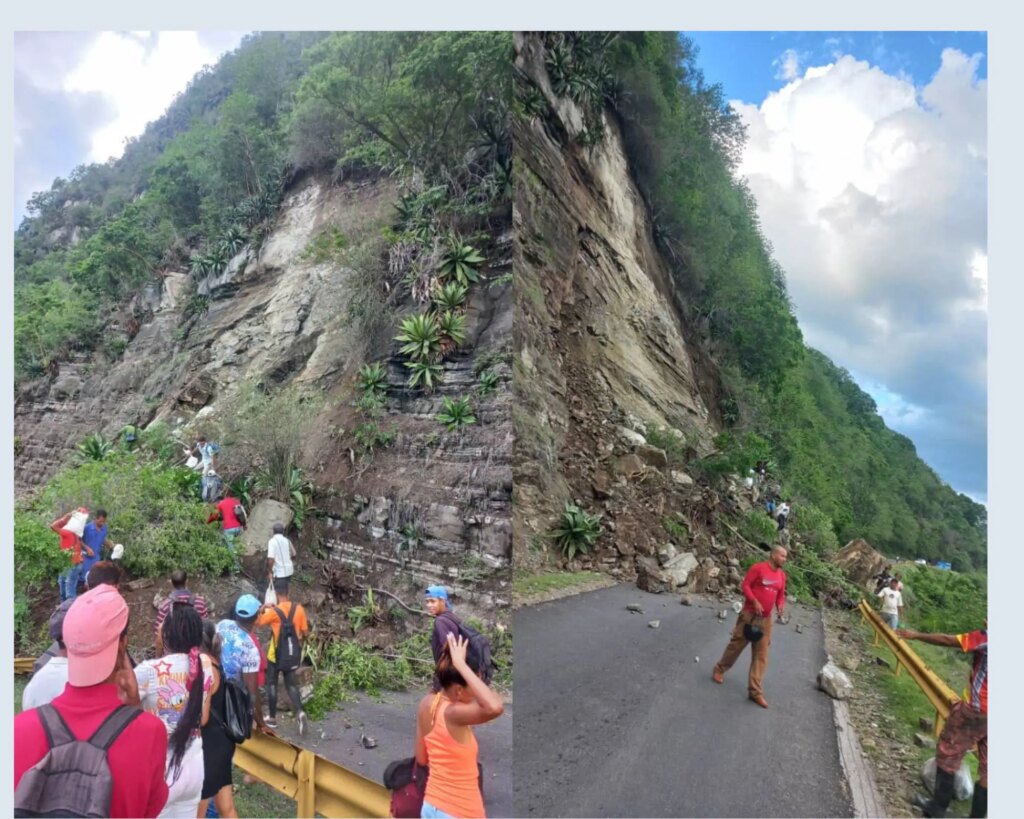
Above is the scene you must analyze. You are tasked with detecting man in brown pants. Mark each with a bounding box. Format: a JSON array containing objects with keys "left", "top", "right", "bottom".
[{"left": 712, "top": 544, "right": 788, "bottom": 708}]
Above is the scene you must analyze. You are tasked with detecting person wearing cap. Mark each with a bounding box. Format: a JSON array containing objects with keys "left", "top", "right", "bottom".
[
  {"left": 22, "top": 601, "right": 74, "bottom": 709},
  {"left": 425, "top": 586, "right": 462, "bottom": 691},
  {"left": 15, "top": 584, "right": 170, "bottom": 818},
  {"left": 215, "top": 594, "right": 270, "bottom": 735},
  {"left": 201, "top": 469, "right": 222, "bottom": 503}
]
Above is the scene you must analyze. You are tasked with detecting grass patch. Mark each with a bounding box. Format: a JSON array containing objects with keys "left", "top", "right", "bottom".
[
  {"left": 514, "top": 570, "right": 606, "bottom": 598},
  {"left": 233, "top": 775, "right": 302, "bottom": 818}
]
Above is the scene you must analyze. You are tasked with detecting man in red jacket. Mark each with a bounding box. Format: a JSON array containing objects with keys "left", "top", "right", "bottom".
[
  {"left": 712, "top": 544, "right": 788, "bottom": 708},
  {"left": 14, "top": 584, "right": 169, "bottom": 817},
  {"left": 207, "top": 494, "right": 246, "bottom": 573}
]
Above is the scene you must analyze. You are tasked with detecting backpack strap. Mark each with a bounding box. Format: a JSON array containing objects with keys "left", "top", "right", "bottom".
[
  {"left": 88, "top": 705, "right": 142, "bottom": 751},
  {"left": 428, "top": 692, "right": 444, "bottom": 727},
  {"left": 36, "top": 704, "right": 76, "bottom": 749}
]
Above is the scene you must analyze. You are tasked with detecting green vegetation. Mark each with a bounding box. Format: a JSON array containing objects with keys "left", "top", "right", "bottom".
[
  {"left": 477, "top": 368, "right": 500, "bottom": 397},
  {"left": 529, "top": 32, "right": 985, "bottom": 570},
  {"left": 438, "top": 237, "right": 485, "bottom": 287},
  {"left": 550, "top": 503, "right": 603, "bottom": 560},
  {"left": 357, "top": 362, "right": 388, "bottom": 398},
  {"left": 513, "top": 570, "right": 607, "bottom": 598},
  {"left": 898, "top": 564, "right": 987, "bottom": 635},
  {"left": 436, "top": 396, "right": 476, "bottom": 431},
  {"left": 434, "top": 281, "right": 469, "bottom": 312},
  {"left": 346, "top": 589, "right": 386, "bottom": 632}
]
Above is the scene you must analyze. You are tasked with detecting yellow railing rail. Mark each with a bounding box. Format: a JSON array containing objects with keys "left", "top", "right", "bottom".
[
  {"left": 16, "top": 657, "right": 390, "bottom": 818},
  {"left": 857, "top": 600, "right": 959, "bottom": 736},
  {"left": 234, "top": 732, "right": 390, "bottom": 818}
]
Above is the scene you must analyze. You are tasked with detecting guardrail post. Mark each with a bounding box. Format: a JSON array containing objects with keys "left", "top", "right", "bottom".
[
  {"left": 894, "top": 659, "right": 901, "bottom": 677},
  {"left": 297, "top": 748, "right": 315, "bottom": 818}
]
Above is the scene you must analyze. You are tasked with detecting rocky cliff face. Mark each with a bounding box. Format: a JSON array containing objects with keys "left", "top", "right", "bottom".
[
  {"left": 15, "top": 170, "right": 512, "bottom": 607},
  {"left": 514, "top": 33, "right": 750, "bottom": 591}
]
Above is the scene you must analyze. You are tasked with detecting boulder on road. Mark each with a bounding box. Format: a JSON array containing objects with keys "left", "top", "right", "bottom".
[{"left": 817, "top": 661, "right": 854, "bottom": 700}]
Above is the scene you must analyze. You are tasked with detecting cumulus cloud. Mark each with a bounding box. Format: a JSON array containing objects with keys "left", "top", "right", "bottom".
[
  {"left": 732, "top": 50, "right": 987, "bottom": 499},
  {"left": 14, "top": 31, "right": 246, "bottom": 223}
]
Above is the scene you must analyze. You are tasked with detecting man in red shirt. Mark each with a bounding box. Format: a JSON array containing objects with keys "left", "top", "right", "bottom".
[
  {"left": 712, "top": 544, "right": 788, "bottom": 708},
  {"left": 207, "top": 494, "right": 246, "bottom": 573},
  {"left": 15, "top": 584, "right": 169, "bottom": 818},
  {"left": 898, "top": 624, "right": 987, "bottom": 818},
  {"left": 51, "top": 509, "right": 95, "bottom": 602}
]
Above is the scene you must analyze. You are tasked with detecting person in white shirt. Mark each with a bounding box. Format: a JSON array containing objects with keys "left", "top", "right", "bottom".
[
  {"left": 877, "top": 577, "right": 904, "bottom": 629},
  {"left": 267, "top": 523, "right": 295, "bottom": 581},
  {"left": 776, "top": 500, "right": 791, "bottom": 531},
  {"left": 22, "top": 600, "right": 72, "bottom": 710}
]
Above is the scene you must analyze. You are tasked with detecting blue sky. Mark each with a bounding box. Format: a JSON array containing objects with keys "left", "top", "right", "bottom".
[
  {"left": 683, "top": 31, "right": 988, "bottom": 504},
  {"left": 687, "top": 31, "right": 987, "bottom": 105}
]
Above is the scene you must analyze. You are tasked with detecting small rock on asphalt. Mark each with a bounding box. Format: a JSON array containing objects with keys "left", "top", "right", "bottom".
[
  {"left": 718, "top": 610, "right": 728, "bottom": 620},
  {"left": 795, "top": 624, "right": 804, "bottom": 634},
  {"left": 360, "top": 733, "right": 378, "bottom": 749},
  {"left": 680, "top": 595, "right": 692, "bottom": 606},
  {"left": 627, "top": 603, "right": 643, "bottom": 613},
  {"left": 648, "top": 620, "right": 660, "bottom": 629}
]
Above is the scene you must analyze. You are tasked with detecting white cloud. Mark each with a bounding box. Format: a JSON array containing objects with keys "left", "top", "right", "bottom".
[
  {"left": 733, "top": 49, "right": 987, "bottom": 497},
  {"left": 62, "top": 31, "right": 227, "bottom": 162},
  {"left": 773, "top": 48, "right": 803, "bottom": 81}
]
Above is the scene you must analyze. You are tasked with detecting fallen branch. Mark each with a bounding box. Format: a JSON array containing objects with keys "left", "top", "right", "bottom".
[{"left": 355, "top": 585, "right": 427, "bottom": 616}]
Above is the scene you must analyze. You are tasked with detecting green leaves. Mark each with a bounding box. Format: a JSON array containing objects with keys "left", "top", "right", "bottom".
[
  {"left": 436, "top": 396, "right": 476, "bottom": 431},
  {"left": 437, "top": 310, "right": 467, "bottom": 353},
  {"left": 433, "top": 281, "right": 469, "bottom": 312},
  {"left": 77, "top": 433, "right": 113, "bottom": 462},
  {"left": 404, "top": 359, "right": 443, "bottom": 392},
  {"left": 395, "top": 312, "right": 441, "bottom": 362},
  {"left": 550, "top": 503, "right": 603, "bottom": 561},
  {"left": 357, "top": 362, "right": 389, "bottom": 398},
  {"left": 438, "top": 237, "right": 485, "bottom": 287}
]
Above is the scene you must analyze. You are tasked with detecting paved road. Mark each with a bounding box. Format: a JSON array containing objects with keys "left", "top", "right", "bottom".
[
  {"left": 272, "top": 689, "right": 513, "bottom": 818},
  {"left": 512, "top": 584, "right": 853, "bottom": 818}
]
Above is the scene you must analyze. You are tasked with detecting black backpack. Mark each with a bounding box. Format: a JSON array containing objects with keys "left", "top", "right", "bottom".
[
  {"left": 272, "top": 604, "right": 303, "bottom": 672},
  {"left": 437, "top": 613, "right": 498, "bottom": 685},
  {"left": 215, "top": 674, "right": 253, "bottom": 744},
  {"left": 14, "top": 704, "right": 141, "bottom": 817}
]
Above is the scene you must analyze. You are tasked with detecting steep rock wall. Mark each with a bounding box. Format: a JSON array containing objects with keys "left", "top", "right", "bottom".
[{"left": 513, "top": 33, "right": 724, "bottom": 578}]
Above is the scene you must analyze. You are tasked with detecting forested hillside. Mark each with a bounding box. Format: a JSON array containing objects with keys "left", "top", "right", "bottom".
[{"left": 515, "top": 32, "right": 985, "bottom": 571}]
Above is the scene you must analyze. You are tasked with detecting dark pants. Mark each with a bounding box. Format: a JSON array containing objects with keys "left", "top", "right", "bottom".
[{"left": 266, "top": 660, "right": 303, "bottom": 718}]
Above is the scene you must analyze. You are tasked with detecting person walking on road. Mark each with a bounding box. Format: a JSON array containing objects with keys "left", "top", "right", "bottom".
[
  {"left": 415, "top": 634, "right": 505, "bottom": 818},
  {"left": 897, "top": 624, "right": 987, "bottom": 818},
  {"left": 712, "top": 544, "right": 788, "bottom": 708},
  {"left": 877, "top": 577, "right": 904, "bottom": 629}
]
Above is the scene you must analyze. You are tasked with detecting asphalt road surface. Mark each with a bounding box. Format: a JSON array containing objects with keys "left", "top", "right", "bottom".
[
  {"left": 272, "top": 689, "right": 513, "bottom": 817},
  {"left": 512, "top": 584, "right": 854, "bottom": 818}
]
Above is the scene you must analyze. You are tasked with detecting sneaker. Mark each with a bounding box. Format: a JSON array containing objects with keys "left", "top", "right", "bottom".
[
  {"left": 264, "top": 717, "right": 278, "bottom": 729},
  {"left": 298, "top": 712, "right": 307, "bottom": 737}
]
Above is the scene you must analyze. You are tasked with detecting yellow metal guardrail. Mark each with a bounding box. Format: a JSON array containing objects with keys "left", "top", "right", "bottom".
[
  {"left": 234, "top": 731, "right": 390, "bottom": 818},
  {"left": 17, "top": 657, "right": 390, "bottom": 817},
  {"left": 858, "top": 600, "right": 959, "bottom": 735}
]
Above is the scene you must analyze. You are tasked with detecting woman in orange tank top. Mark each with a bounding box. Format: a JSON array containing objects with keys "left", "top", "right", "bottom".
[{"left": 414, "top": 634, "right": 505, "bottom": 818}]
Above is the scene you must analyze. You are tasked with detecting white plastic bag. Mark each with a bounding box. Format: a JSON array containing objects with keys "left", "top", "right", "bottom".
[
  {"left": 62, "top": 509, "right": 89, "bottom": 537},
  {"left": 265, "top": 582, "right": 277, "bottom": 607},
  {"left": 185, "top": 455, "right": 200, "bottom": 470},
  {"left": 111, "top": 543, "right": 125, "bottom": 560}
]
